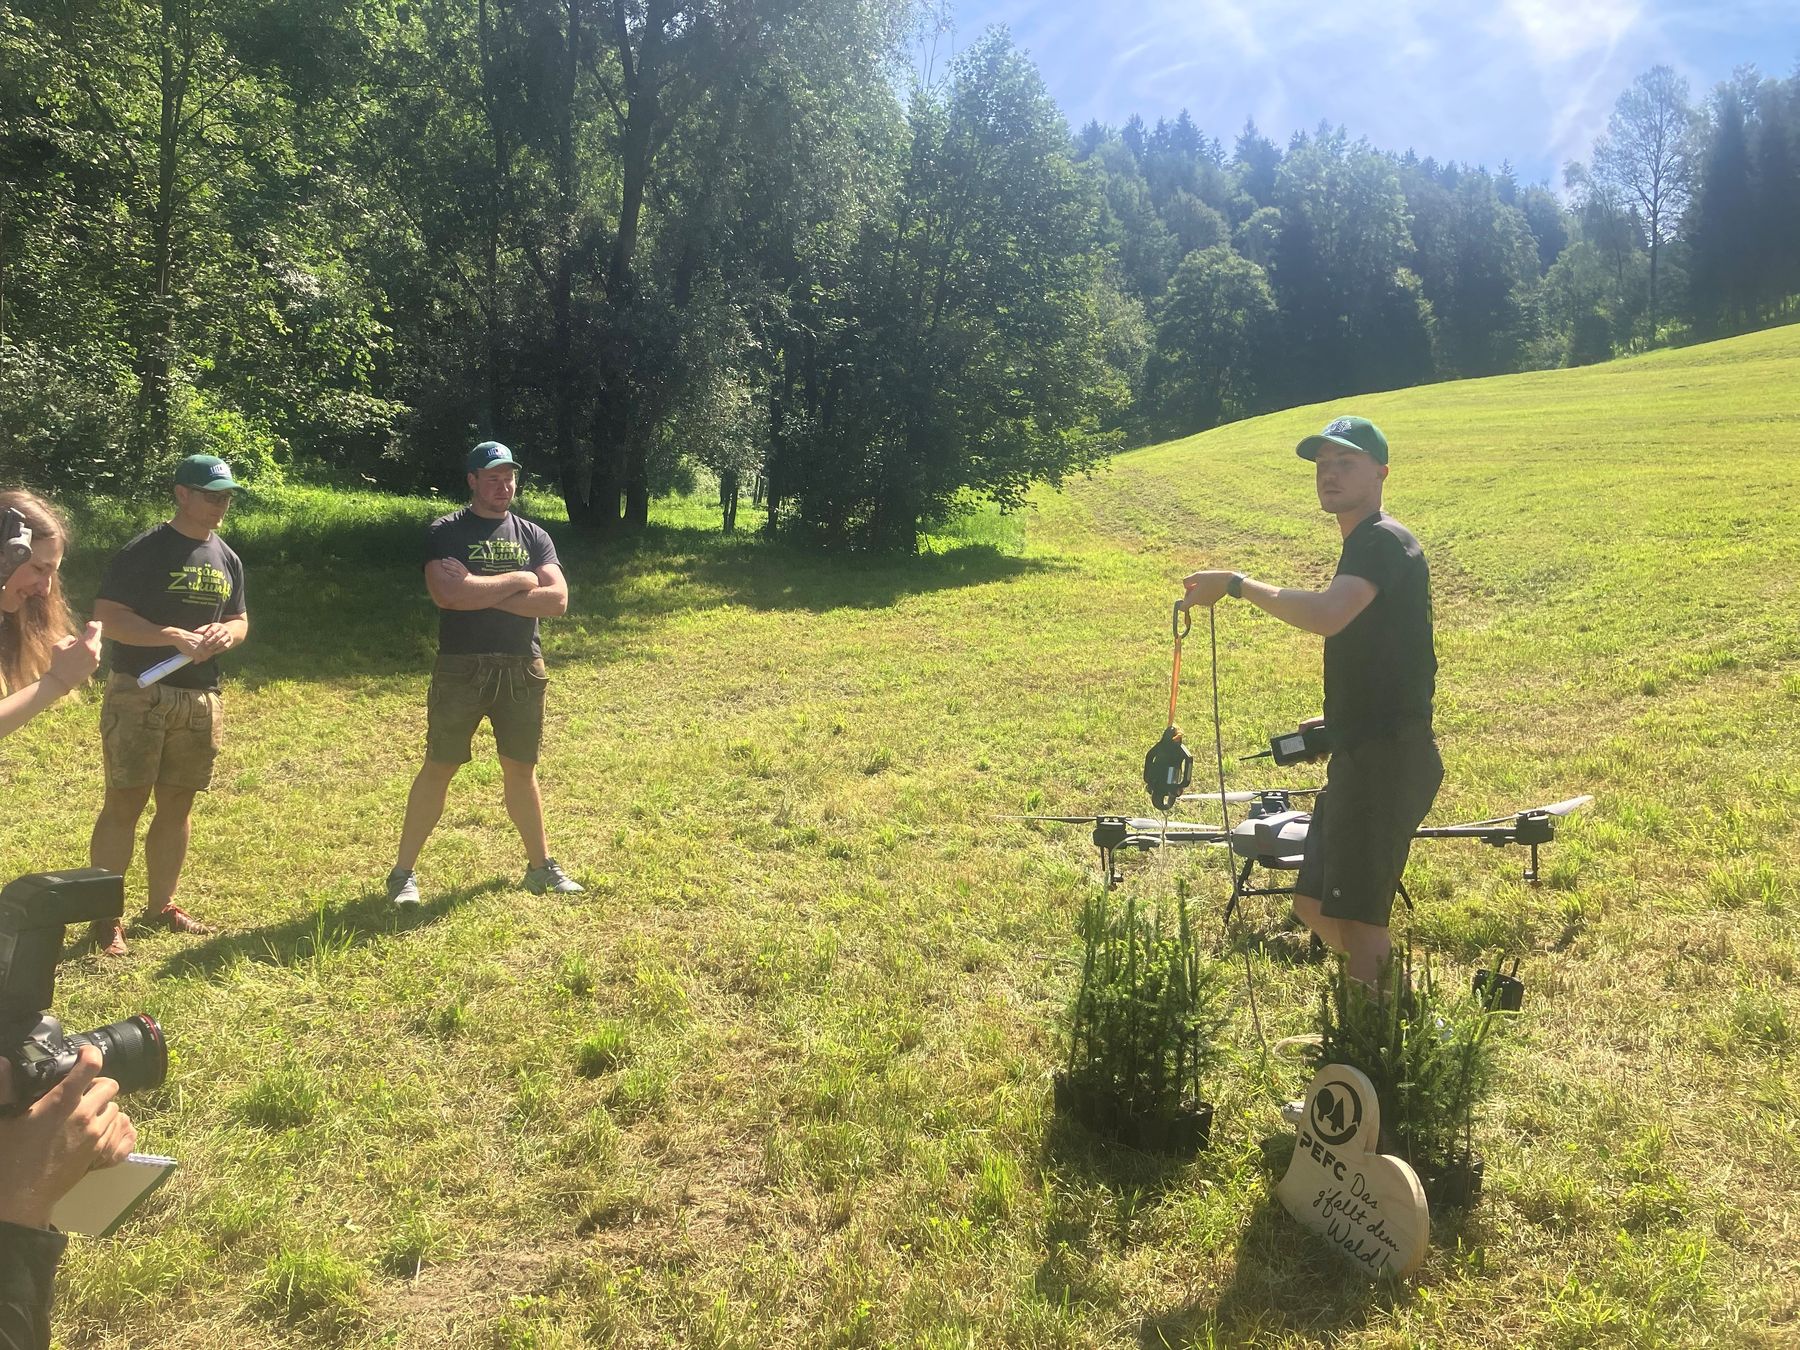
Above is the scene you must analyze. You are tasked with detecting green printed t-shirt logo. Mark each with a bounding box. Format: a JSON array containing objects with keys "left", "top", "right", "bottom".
[
  {"left": 166, "top": 562, "right": 233, "bottom": 607},
  {"left": 467, "top": 538, "right": 530, "bottom": 574}
]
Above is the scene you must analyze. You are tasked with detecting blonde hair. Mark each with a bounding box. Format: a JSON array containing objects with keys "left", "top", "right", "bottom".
[{"left": 0, "top": 489, "right": 76, "bottom": 694}]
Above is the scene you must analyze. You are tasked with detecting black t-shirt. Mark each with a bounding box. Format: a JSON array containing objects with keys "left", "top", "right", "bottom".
[
  {"left": 97, "top": 524, "right": 247, "bottom": 691},
  {"left": 426, "top": 508, "right": 559, "bottom": 658},
  {"left": 1323, "top": 511, "right": 1436, "bottom": 747}
]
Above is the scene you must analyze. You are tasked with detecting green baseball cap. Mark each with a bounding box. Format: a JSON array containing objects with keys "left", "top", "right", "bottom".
[
  {"left": 466, "top": 441, "right": 519, "bottom": 474},
  {"left": 174, "top": 454, "right": 246, "bottom": 490},
  {"left": 1296, "top": 416, "right": 1389, "bottom": 465}
]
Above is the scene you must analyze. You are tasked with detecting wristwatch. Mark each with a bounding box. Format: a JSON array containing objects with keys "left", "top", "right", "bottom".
[{"left": 1227, "top": 573, "right": 1246, "bottom": 599}]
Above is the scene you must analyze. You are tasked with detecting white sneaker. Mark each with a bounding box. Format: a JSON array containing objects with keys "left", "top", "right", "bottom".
[
  {"left": 1281, "top": 1098, "right": 1306, "bottom": 1127},
  {"left": 523, "top": 859, "right": 583, "bottom": 895},
  {"left": 387, "top": 868, "right": 421, "bottom": 906}
]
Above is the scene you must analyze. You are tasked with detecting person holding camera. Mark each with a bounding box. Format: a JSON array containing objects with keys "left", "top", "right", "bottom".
[
  {"left": 86, "top": 456, "right": 249, "bottom": 956},
  {"left": 0, "top": 492, "right": 102, "bottom": 738},
  {"left": 0, "top": 1047, "right": 139, "bottom": 1350},
  {"left": 1180, "top": 416, "right": 1441, "bottom": 987},
  {"left": 1, "top": 494, "right": 133, "bottom": 1349}
]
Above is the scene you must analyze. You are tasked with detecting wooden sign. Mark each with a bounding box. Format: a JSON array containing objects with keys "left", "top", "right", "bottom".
[{"left": 1275, "top": 1064, "right": 1429, "bottom": 1279}]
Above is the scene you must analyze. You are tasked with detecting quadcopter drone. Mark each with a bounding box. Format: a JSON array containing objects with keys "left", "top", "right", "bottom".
[
  {"left": 1022, "top": 786, "right": 1593, "bottom": 923},
  {"left": 1021, "top": 600, "right": 1594, "bottom": 925}
]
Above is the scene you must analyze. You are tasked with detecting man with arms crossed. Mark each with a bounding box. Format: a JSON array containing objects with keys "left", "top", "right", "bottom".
[
  {"left": 1180, "top": 416, "right": 1441, "bottom": 986},
  {"left": 386, "top": 442, "right": 583, "bottom": 904},
  {"left": 89, "top": 455, "right": 248, "bottom": 956}
]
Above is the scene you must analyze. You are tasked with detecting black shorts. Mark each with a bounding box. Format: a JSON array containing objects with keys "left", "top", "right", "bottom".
[
  {"left": 1296, "top": 726, "right": 1444, "bottom": 927},
  {"left": 426, "top": 654, "right": 548, "bottom": 765}
]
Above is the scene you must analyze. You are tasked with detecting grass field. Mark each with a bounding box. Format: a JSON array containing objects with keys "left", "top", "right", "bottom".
[{"left": 8, "top": 323, "right": 1799, "bottom": 1348}]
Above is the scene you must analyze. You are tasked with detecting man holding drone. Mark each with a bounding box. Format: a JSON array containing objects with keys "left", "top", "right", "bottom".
[{"left": 1180, "top": 415, "right": 1441, "bottom": 986}]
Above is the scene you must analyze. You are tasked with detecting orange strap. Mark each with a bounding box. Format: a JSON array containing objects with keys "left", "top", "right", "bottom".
[{"left": 1167, "top": 601, "right": 1191, "bottom": 727}]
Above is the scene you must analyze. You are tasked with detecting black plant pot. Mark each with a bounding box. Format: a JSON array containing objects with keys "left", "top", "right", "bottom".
[
  {"left": 1419, "top": 1150, "right": 1485, "bottom": 1209},
  {"left": 1052, "top": 1072, "right": 1213, "bottom": 1155},
  {"left": 1472, "top": 968, "right": 1525, "bottom": 1011}
]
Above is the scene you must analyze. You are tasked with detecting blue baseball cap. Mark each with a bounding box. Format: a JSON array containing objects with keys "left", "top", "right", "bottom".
[{"left": 466, "top": 441, "right": 519, "bottom": 473}]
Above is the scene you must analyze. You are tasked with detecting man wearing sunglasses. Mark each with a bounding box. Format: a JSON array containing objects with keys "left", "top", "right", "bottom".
[{"left": 87, "top": 455, "right": 249, "bottom": 955}]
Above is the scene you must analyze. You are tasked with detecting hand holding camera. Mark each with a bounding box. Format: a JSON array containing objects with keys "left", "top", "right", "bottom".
[
  {"left": 0, "top": 1047, "right": 138, "bottom": 1230},
  {"left": 0, "top": 870, "right": 166, "bottom": 1233}
]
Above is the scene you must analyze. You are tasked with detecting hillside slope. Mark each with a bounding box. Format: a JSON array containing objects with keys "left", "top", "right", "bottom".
[{"left": 7, "top": 325, "right": 1796, "bottom": 1347}]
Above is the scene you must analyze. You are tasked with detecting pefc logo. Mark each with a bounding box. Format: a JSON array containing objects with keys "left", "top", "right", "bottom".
[{"left": 1309, "top": 1079, "right": 1363, "bottom": 1147}]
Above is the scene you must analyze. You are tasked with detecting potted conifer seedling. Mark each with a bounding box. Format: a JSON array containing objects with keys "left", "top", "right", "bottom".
[
  {"left": 1305, "top": 947, "right": 1516, "bottom": 1207},
  {"left": 1057, "top": 882, "right": 1227, "bottom": 1154}
]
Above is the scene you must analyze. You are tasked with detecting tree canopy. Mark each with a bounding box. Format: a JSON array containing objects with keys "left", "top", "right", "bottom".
[{"left": 4, "top": 8, "right": 1798, "bottom": 543}]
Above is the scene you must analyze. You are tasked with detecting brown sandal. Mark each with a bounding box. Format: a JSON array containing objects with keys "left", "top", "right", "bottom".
[{"left": 139, "top": 904, "right": 215, "bottom": 936}]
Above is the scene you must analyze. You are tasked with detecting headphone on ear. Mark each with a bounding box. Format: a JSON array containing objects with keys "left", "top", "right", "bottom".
[{"left": 1, "top": 507, "right": 32, "bottom": 571}]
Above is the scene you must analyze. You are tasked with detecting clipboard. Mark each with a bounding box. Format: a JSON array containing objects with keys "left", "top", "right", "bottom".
[{"left": 50, "top": 1154, "right": 178, "bottom": 1238}]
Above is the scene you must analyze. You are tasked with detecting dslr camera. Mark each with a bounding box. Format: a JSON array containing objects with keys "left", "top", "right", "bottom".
[{"left": 1, "top": 870, "right": 166, "bottom": 1111}]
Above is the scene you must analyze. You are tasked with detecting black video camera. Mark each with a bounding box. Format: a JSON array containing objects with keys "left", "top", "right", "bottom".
[{"left": 0, "top": 870, "right": 166, "bottom": 1112}]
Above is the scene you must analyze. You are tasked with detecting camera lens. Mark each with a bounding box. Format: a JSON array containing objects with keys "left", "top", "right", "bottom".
[{"left": 71, "top": 1014, "right": 167, "bottom": 1095}]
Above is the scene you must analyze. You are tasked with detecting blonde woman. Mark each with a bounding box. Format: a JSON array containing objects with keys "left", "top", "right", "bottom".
[{"left": 0, "top": 490, "right": 101, "bottom": 740}]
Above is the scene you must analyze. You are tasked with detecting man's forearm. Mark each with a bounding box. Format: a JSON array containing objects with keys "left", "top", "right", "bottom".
[
  {"left": 90, "top": 603, "right": 188, "bottom": 649},
  {"left": 491, "top": 585, "right": 568, "bottom": 618},
  {"left": 1238, "top": 579, "right": 1342, "bottom": 637},
  {"left": 436, "top": 572, "right": 535, "bottom": 611}
]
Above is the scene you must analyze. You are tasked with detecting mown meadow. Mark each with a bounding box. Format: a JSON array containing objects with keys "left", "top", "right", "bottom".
[{"left": 6, "top": 323, "right": 1799, "bottom": 1347}]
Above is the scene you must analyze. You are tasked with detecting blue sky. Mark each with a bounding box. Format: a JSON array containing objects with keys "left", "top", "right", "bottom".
[{"left": 930, "top": 1, "right": 1800, "bottom": 187}]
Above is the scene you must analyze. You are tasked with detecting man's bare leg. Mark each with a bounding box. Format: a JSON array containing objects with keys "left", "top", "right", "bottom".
[
  {"left": 144, "top": 785, "right": 197, "bottom": 912},
  {"left": 88, "top": 785, "right": 153, "bottom": 954},
  {"left": 90, "top": 785, "right": 152, "bottom": 877},
  {"left": 499, "top": 755, "right": 549, "bottom": 869},
  {"left": 1293, "top": 892, "right": 1344, "bottom": 953},
  {"left": 396, "top": 759, "right": 460, "bottom": 871},
  {"left": 1340, "top": 919, "right": 1392, "bottom": 987}
]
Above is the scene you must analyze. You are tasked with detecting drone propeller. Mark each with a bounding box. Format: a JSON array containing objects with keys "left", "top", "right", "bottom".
[
  {"left": 1436, "top": 794, "right": 1594, "bottom": 831},
  {"left": 1180, "top": 785, "right": 1324, "bottom": 803},
  {"left": 1004, "top": 813, "right": 1225, "bottom": 832}
]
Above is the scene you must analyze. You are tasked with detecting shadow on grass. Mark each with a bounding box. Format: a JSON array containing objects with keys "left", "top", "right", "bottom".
[
  {"left": 77, "top": 511, "right": 1058, "bottom": 689},
  {"left": 151, "top": 877, "right": 509, "bottom": 983},
  {"left": 1033, "top": 1109, "right": 1200, "bottom": 1308},
  {"left": 1137, "top": 1193, "right": 1397, "bottom": 1345}
]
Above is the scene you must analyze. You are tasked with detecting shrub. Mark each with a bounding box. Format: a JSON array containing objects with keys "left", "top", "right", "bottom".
[
  {"left": 1307, "top": 948, "right": 1514, "bottom": 1176},
  {"left": 1061, "top": 884, "right": 1227, "bottom": 1138}
]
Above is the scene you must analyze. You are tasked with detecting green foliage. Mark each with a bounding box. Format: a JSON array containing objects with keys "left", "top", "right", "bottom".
[
  {"left": 1308, "top": 950, "right": 1514, "bottom": 1172},
  {"left": 575, "top": 1023, "right": 633, "bottom": 1077},
  {"left": 1063, "top": 885, "right": 1227, "bottom": 1129},
  {"left": 768, "top": 31, "right": 1126, "bottom": 550},
  {"left": 1144, "top": 245, "right": 1278, "bottom": 436},
  {"left": 231, "top": 1063, "right": 326, "bottom": 1131}
]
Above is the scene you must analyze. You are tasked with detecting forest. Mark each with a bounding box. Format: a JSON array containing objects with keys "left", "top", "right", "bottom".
[{"left": 3, "top": 2, "right": 1797, "bottom": 548}]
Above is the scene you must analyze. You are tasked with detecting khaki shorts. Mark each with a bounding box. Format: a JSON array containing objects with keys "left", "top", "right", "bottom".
[
  {"left": 100, "top": 673, "right": 224, "bottom": 792},
  {"left": 426, "top": 654, "right": 548, "bottom": 765}
]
